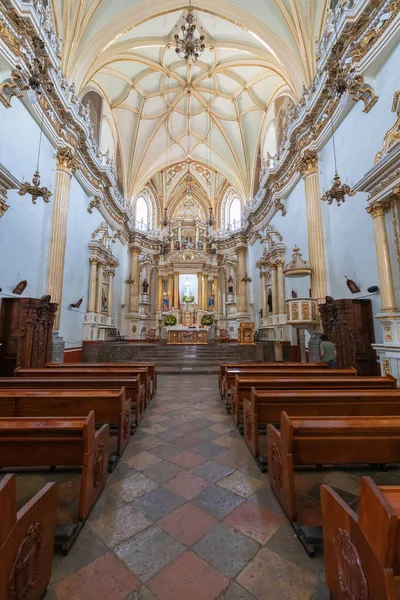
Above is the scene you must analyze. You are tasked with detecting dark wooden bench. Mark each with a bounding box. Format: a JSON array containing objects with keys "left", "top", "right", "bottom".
[
  {"left": 268, "top": 412, "right": 400, "bottom": 556},
  {"left": 0, "top": 388, "right": 130, "bottom": 466},
  {"left": 321, "top": 476, "right": 400, "bottom": 600},
  {"left": 219, "top": 362, "right": 327, "bottom": 396},
  {"left": 0, "top": 411, "right": 109, "bottom": 553},
  {"left": 13, "top": 370, "right": 147, "bottom": 422},
  {"left": 223, "top": 367, "right": 356, "bottom": 407},
  {"left": 245, "top": 380, "right": 399, "bottom": 461},
  {"left": 45, "top": 361, "right": 157, "bottom": 397},
  {"left": 0, "top": 474, "right": 58, "bottom": 600}
]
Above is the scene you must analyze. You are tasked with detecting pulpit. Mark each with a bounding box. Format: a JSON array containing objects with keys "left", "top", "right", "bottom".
[{"left": 238, "top": 322, "right": 255, "bottom": 345}]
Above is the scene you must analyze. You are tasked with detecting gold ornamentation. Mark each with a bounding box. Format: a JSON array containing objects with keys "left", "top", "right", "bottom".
[
  {"left": 382, "top": 358, "right": 392, "bottom": 376},
  {"left": 274, "top": 199, "right": 287, "bottom": 216},
  {"left": 322, "top": 172, "right": 356, "bottom": 206},
  {"left": 292, "top": 302, "right": 299, "bottom": 320},
  {"left": 383, "top": 325, "right": 393, "bottom": 342},
  {"left": 88, "top": 197, "right": 101, "bottom": 214},
  {"left": 56, "top": 148, "right": 78, "bottom": 175},
  {"left": 391, "top": 197, "right": 400, "bottom": 283},
  {"left": 0, "top": 68, "right": 29, "bottom": 108},
  {"left": 348, "top": 75, "right": 378, "bottom": 114},
  {"left": 18, "top": 170, "right": 52, "bottom": 204},
  {"left": 311, "top": 301, "right": 318, "bottom": 321},
  {"left": 299, "top": 151, "right": 318, "bottom": 177},
  {"left": 375, "top": 90, "right": 400, "bottom": 163},
  {"left": 301, "top": 302, "right": 310, "bottom": 321},
  {"left": 366, "top": 200, "right": 392, "bottom": 219}
]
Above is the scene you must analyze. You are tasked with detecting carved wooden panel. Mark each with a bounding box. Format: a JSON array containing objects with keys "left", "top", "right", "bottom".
[{"left": 333, "top": 528, "right": 368, "bottom": 600}]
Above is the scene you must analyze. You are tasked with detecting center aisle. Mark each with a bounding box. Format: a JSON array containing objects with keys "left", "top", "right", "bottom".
[{"left": 49, "top": 375, "right": 327, "bottom": 600}]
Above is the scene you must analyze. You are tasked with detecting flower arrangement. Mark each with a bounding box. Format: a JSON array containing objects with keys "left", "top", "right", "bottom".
[
  {"left": 201, "top": 314, "right": 214, "bottom": 327},
  {"left": 164, "top": 314, "right": 177, "bottom": 326},
  {"left": 182, "top": 295, "right": 195, "bottom": 303}
]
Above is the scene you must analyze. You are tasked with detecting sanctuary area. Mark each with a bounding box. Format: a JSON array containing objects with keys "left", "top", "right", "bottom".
[{"left": 1, "top": 0, "right": 400, "bottom": 599}]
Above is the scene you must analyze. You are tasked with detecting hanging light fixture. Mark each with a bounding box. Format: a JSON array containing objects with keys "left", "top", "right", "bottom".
[
  {"left": 175, "top": 0, "right": 205, "bottom": 63},
  {"left": 321, "top": 118, "right": 355, "bottom": 206},
  {"left": 19, "top": 110, "right": 52, "bottom": 204}
]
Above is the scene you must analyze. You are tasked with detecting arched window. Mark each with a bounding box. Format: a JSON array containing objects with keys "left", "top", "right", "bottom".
[
  {"left": 135, "top": 196, "right": 149, "bottom": 230},
  {"left": 228, "top": 197, "right": 242, "bottom": 230}
]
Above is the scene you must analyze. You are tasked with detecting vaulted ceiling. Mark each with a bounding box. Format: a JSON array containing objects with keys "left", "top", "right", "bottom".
[{"left": 52, "top": 1, "right": 328, "bottom": 200}]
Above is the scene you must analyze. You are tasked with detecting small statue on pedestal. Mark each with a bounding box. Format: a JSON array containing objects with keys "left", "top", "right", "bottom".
[
  {"left": 163, "top": 293, "right": 169, "bottom": 312},
  {"left": 208, "top": 294, "right": 215, "bottom": 310},
  {"left": 142, "top": 279, "right": 149, "bottom": 293}
]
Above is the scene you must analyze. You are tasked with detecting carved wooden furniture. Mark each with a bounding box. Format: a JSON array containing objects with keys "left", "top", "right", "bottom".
[
  {"left": 167, "top": 327, "right": 208, "bottom": 345},
  {"left": 219, "top": 329, "right": 229, "bottom": 344},
  {"left": 238, "top": 322, "right": 255, "bottom": 345},
  {"left": 0, "top": 474, "right": 58, "bottom": 600},
  {"left": 0, "top": 388, "right": 131, "bottom": 464},
  {"left": 268, "top": 413, "right": 400, "bottom": 556},
  {"left": 244, "top": 379, "right": 398, "bottom": 460},
  {"left": 0, "top": 411, "right": 109, "bottom": 553},
  {"left": 0, "top": 296, "right": 57, "bottom": 376},
  {"left": 319, "top": 297, "right": 377, "bottom": 375},
  {"left": 223, "top": 367, "right": 357, "bottom": 406},
  {"left": 0, "top": 376, "right": 145, "bottom": 427},
  {"left": 321, "top": 477, "right": 400, "bottom": 600}
]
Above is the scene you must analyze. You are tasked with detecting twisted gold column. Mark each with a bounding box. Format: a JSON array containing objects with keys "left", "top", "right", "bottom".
[
  {"left": 46, "top": 148, "right": 77, "bottom": 330},
  {"left": 129, "top": 247, "right": 140, "bottom": 313},
  {"left": 237, "top": 247, "right": 247, "bottom": 313},
  {"left": 300, "top": 151, "right": 327, "bottom": 303},
  {"left": 367, "top": 200, "right": 397, "bottom": 311},
  {"left": 88, "top": 258, "right": 98, "bottom": 313}
]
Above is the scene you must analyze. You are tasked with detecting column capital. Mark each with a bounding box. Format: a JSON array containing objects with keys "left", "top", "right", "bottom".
[
  {"left": 56, "top": 148, "right": 78, "bottom": 175},
  {"left": 366, "top": 200, "right": 392, "bottom": 218},
  {"left": 130, "top": 246, "right": 141, "bottom": 256},
  {"left": 260, "top": 272, "right": 267, "bottom": 279},
  {"left": 299, "top": 150, "right": 318, "bottom": 177},
  {"left": 0, "top": 184, "right": 9, "bottom": 218},
  {"left": 89, "top": 257, "right": 99, "bottom": 265},
  {"left": 236, "top": 246, "right": 247, "bottom": 256},
  {"left": 275, "top": 259, "right": 285, "bottom": 268}
]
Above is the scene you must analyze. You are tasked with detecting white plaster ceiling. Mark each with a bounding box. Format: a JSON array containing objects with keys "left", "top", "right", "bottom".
[{"left": 52, "top": 1, "right": 328, "bottom": 200}]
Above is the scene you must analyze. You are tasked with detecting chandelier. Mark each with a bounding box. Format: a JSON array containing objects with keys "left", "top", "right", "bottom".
[
  {"left": 19, "top": 109, "right": 52, "bottom": 204},
  {"left": 321, "top": 120, "right": 355, "bottom": 206},
  {"left": 175, "top": 2, "right": 205, "bottom": 63}
]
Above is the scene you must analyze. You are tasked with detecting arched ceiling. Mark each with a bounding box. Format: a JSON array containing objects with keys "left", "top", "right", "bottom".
[{"left": 52, "top": 1, "right": 328, "bottom": 201}]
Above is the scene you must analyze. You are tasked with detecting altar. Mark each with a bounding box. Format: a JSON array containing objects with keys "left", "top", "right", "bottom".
[{"left": 167, "top": 326, "right": 208, "bottom": 345}]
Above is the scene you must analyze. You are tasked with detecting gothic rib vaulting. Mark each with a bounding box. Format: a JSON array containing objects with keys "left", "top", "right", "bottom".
[{"left": 1, "top": 0, "right": 400, "bottom": 598}]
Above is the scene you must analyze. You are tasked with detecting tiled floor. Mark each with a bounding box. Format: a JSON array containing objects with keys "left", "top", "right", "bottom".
[{"left": 46, "top": 375, "right": 331, "bottom": 600}]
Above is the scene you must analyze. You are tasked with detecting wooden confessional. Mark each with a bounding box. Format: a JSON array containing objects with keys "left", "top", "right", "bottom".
[{"left": 319, "top": 297, "right": 377, "bottom": 375}]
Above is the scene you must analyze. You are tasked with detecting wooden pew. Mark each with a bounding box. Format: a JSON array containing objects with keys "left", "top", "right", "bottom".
[
  {"left": 223, "top": 367, "right": 356, "bottom": 407},
  {"left": 0, "top": 474, "right": 58, "bottom": 600},
  {"left": 219, "top": 361, "right": 327, "bottom": 396},
  {"left": 46, "top": 361, "right": 157, "bottom": 397},
  {"left": 245, "top": 380, "right": 399, "bottom": 461},
  {"left": 12, "top": 371, "right": 146, "bottom": 424},
  {"left": 0, "top": 411, "right": 109, "bottom": 553},
  {"left": 0, "top": 388, "right": 130, "bottom": 466},
  {"left": 321, "top": 477, "right": 400, "bottom": 600},
  {"left": 268, "top": 413, "right": 400, "bottom": 556}
]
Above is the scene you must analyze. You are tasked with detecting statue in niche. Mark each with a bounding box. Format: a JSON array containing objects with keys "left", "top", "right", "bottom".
[
  {"left": 198, "top": 239, "right": 203, "bottom": 251},
  {"left": 175, "top": 240, "right": 180, "bottom": 251},
  {"left": 163, "top": 293, "right": 169, "bottom": 312},
  {"left": 142, "top": 279, "right": 149, "bottom": 293},
  {"left": 208, "top": 294, "right": 215, "bottom": 310},
  {"left": 228, "top": 275, "right": 234, "bottom": 295},
  {"left": 267, "top": 288, "right": 272, "bottom": 313},
  {"left": 102, "top": 286, "right": 108, "bottom": 313}
]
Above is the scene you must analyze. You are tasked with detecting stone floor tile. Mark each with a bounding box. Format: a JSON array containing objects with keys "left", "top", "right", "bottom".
[
  {"left": 213, "top": 434, "right": 243, "bottom": 448},
  {"left": 140, "top": 425, "right": 168, "bottom": 435},
  {"left": 142, "top": 460, "right": 184, "bottom": 484},
  {"left": 126, "top": 451, "right": 163, "bottom": 471},
  {"left": 157, "top": 428, "right": 186, "bottom": 442},
  {"left": 149, "top": 442, "right": 182, "bottom": 460},
  {"left": 88, "top": 504, "right": 152, "bottom": 548},
  {"left": 164, "top": 471, "right": 210, "bottom": 500},
  {"left": 217, "top": 471, "right": 265, "bottom": 499},
  {"left": 237, "top": 547, "right": 317, "bottom": 600},
  {"left": 134, "top": 486, "right": 185, "bottom": 521},
  {"left": 124, "top": 586, "right": 158, "bottom": 600},
  {"left": 192, "top": 441, "right": 226, "bottom": 458},
  {"left": 159, "top": 503, "right": 217, "bottom": 546},
  {"left": 51, "top": 525, "right": 108, "bottom": 584},
  {"left": 110, "top": 472, "right": 159, "bottom": 502},
  {"left": 248, "top": 485, "right": 285, "bottom": 516},
  {"left": 169, "top": 450, "right": 208, "bottom": 469},
  {"left": 194, "top": 428, "right": 224, "bottom": 441},
  {"left": 172, "top": 422, "right": 199, "bottom": 435},
  {"left": 114, "top": 524, "right": 185, "bottom": 583},
  {"left": 193, "top": 523, "right": 259, "bottom": 578},
  {"left": 320, "top": 470, "right": 361, "bottom": 496},
  {"left": 54, "top": 552, "right": 140, "bottom": 600},
  {"left": 148, "top": 550, "right": 229, "bottom": 600},
  {"left": 174, "top": 434, "right": 203, "bottom": 449},
  {"left": 88, "top": 488, "right": 127, "bottom": 521},
  {"left": 266, "top": 524, "right": 325, "bottom": 574},
  {"left": 216, "top": 450, "right": 251, "bottom": 469},
  {"left": 147, "top": 415, "right": 169, "bottom": 423},
  {"left": 192, "top": 484, "right": 245, "bottom": 519},
  {"left": 238, "top": 461, "right": 269, "bottom": 481},
  {"left": 209, "top": 422, "right": 236, "bottom": 434},
  {"left": 106, "top": 461, "right": 138, "bottom": 486},
  {"left": 191, "top": 460, "right": 235, "bottom": 483},
  {"left": 219, "top": 582, "right": 258, "bottom": 600},
  {"left": 224, "top": 500, "right": 284, "bottom": 545},
  {"left": 309, "top": 580, "right": 331, "bottom": 600},
  {"left": 44, "top": 588, "right": 57, "bottom": 600},
  {"left": 124, "top": 438, "right": 163, "bottom": 457}
]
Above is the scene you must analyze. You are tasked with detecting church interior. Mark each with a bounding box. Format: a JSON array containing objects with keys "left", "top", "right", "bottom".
[{"left": 1, "top": 0, "right": 400, "bottom": 598}]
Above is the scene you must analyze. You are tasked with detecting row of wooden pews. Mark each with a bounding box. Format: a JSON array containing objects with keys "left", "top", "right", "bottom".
[
  {"left": 0, "top": 360, "right": 156, "bottom": 599},
  {"left": 219, "top": 359, "right": 400, "bottom": 597}
]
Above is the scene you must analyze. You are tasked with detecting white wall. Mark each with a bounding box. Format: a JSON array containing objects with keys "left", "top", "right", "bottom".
[{"left": 0, "top": 97, "right": 55, "bottom": 300}]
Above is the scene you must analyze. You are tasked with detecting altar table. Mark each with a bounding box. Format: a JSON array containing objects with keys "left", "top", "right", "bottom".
[{"left": 167, "top": 327, "right": 208, "bottom": 345}]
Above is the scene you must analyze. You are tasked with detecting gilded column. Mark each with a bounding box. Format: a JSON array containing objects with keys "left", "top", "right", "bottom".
[
  {"left": 197, "top": 273, "right": 203, "bottom": 309},
  {"left": 107, "top": 267, "right": 115, "bottom": 317},
  {"left": 95, "top": 262, "right": 104, "bottom": 314},
  {"left": 168, "top": 274, "right": 173, "bottom": 298},
  {"left": 277, "top": 260, "right": 286, "bottom": 314},
  {"left": 260, "top": 272, "right": 268, "bottom": 317},
  {"left": 157, "top": 275, "right": 163, "bottom": 311},
  {"left": 237, "top": 247, "right": 247, "bottom": 313},
  {"left": 46, "top": 148, "right": 77, "bottom": 330},
  {"left": 300, "top": 151, "right": 327, "bottom": 302},
  {"left": 173, "top": 273, "right": 179, "bottom": 309},
  {"left": 270, "top": 264, "right": 278, "bottom": 314},
  {"left": 366, "top": 200, "right": 397, "bottom": 311},
  {"left": 129, "top": 247, "right": 140, "bottom": 313},
  {"left": 88, "top": 258, "right": 98, "bottom": 313},
  {"left": 213, "top": 276, "right": 219, "bottom": 312}
]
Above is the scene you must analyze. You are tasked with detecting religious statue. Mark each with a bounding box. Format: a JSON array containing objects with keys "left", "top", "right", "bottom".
[
  {"left": 142, "top": 279, "right": 149, "bottom": 293},
  {"left": 162, "top": 293, "right": 169, "bottom": 312},
  {"left": 175, "top": 240, "right": 180, "bottom": 251},
  {"left": 102, "top": 287, "right": 108, "bottom": 313},
  {"left": 197, "top": 239, "right": 203, "bottom": 251},
  {"left": 183, "top": 278, "right": 191, "bottom": 298},
  {"left": 228, "top": 275, "right": 234, "bottom": 295},
  {"left": 267, "top": 288, "right": 272, "bottom": 313},
  {"left": 208, "top": 294, "right": 215, "bottom": 310}
]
